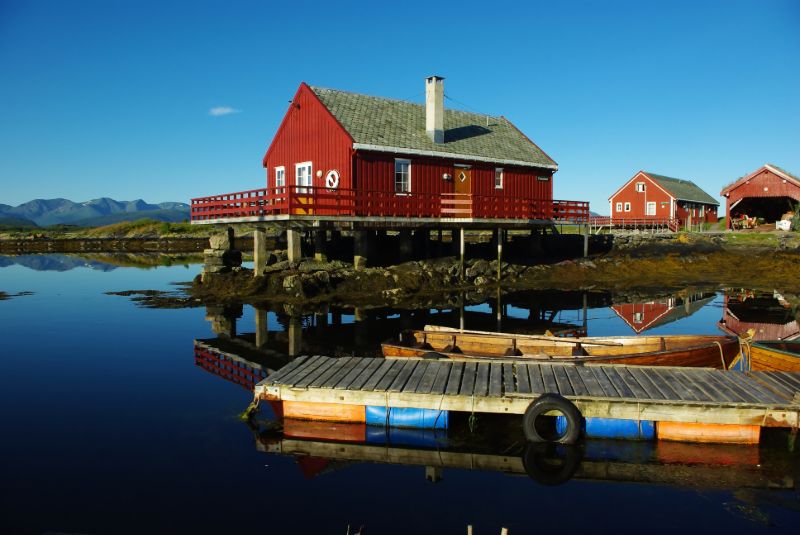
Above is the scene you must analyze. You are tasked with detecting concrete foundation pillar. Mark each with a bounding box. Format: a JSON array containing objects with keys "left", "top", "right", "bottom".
[
  {"left": 314, "top": 229, "right": 327, "bottom": 262},
  {"left": 253, "top": 227, "right": 268, "bottom": 277},
  {"left": 496, "top": 228, "right": 504, "bottom": 279},
  {"left": 354, "top": 230, "right": 369, "bottom": 270},
  {"left": 255, "top": 307, "right": 268, "bottom": 348},
  {"left": 287, "top": 228, "right": 302, "bottom": 263},
  {"left": 582, "top": 224, "right": 589, "bottom": 258}
]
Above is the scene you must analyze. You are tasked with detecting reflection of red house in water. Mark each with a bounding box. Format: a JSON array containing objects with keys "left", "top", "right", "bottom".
[
  {"left": 612, "top": 293, "right": 716, "bottom": 334},
  {"left": 718, "top": 291, "right": 800, "bottom": 341}
]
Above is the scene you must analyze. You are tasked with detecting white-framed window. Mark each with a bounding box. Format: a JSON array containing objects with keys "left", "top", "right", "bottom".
[
  {"left": 633, "top": 312, "right": 644, "bottom": 324},
  {"left": 537, "top": 176, "right": 550, "bottom": 181},
  {"left": 624, "top": 202, "right": 631, "bottom": 212},
  {"left": 635, "top": 182, "right": 646, "bottom": 193},
  {"left": 646, "top": 202, "right": 656, "bottom": 216},
  {"left": 615, "top": 202, "right": 623, "bottom": 212},
  {"left": 295, "top": 162, "right": 312, "bottom": 194},
  {"left": 275, "top": 166, "right": 285, "bottom": 194},
  {"left": 394, "top": 158, "right": 411, "bottom": 193},
  {"left": 494, "top": 168, "right": 503, "bottom": 189}
]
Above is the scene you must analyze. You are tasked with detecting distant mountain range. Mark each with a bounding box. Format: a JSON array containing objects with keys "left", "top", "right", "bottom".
[{"left": 0, "top": 198, "right": 190, "bottom": 227}]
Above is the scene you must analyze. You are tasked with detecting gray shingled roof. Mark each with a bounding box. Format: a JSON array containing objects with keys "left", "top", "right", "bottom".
[
  {"left": 310, "top": 86, "right": 556, "bottom": 169},
  {"left": 646, "top": 172, "right": 719, "bottom": 206}
]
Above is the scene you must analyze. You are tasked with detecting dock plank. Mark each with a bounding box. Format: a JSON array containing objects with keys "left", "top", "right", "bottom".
[
  {"left": 552, "top": 365, "right": 575, "bottom": 396},
  {"left": 431, "top": 361, "right": 453, "bottom": 395},
  {"left": 460, "top": 362, "right": 479, "bottom": 396},
  {"left": 563, "top": 365, "right": 590, "bottom": 397},
  {"left": 602, "top": 367, "right": 636, "bottom": 398},
  {"left": 575, "top": 366, "right": 607, "bottom": 397},
  {"left": 362, "top": 359, "right": 400, "bottom": 391},
  {"left": 263, "top": 355, "right": 309, "bottom": 384},
  {"left": 388, "top": 360, "right": 420, "bottom": 392},
  {"left": 628, "top": 367, "right": 667, "bottom": 400},
  {"left": 402, "top": 360, "right": 431, "bottom": 393},
  {"left": 503, "top": 363, "right": 515, "bottom": 395},
  {"left": 775, "top": 372, "right": 800, "bottom": 392},
  {"left": 613, "top": 368, "right": 651, "bottom": 399},
  {"left": 335, "top": 358, "right": 376, "bottom": 389},
  {"left": 319, "top": 357, "right": 361, "bottom": 388},
  {"left": 515, "top": 363, "right": 532, "bottom": 394},
  {"left": 540, "top": 364, "right": 560, "bottom": 393},
  {"left": 274, "top": 355, "right": 324, "bottom": 385},
  {"left": 754, "top": 371, "right": 799, "bottom": 395},
  {"left": 445, "top": 362, "right": 465, "bottom": 396},
  {"left": 588, "top": 367, "right": 618, "bottom": 398},
  {"left": 415, "top": 361, "right": 442, "bottom": 394},
  {"left": 681, "top": 370, "right": 738, "bottom": 403},
  {"left": 489, "top": 363, "right": 504, "bottom": 397},
  {"left": 474, "top": 363, "right": 490, "bottom": 397},
  {"left": 725, "top": 372, "right": 786, "bottom": 404},
  {"left": 746, "top": 372, "right": 796, "bottom": 399},
  {"left": 639, "top": 368, "right": 679, "bottom": 400},
  {"left": 346, "top": 358, "right": 385, "bottom": 390},
  {"left": 700, "top": 370, "right": 750, "bottom": 403},
  {"left": 295, "top": 357, "right": 339, "bottom": 388},
  {"left": 526, "top": 364, "right": 545, "bottom": 393},
  {"left": 647, "top": 368, "right": 697, "bottom": 401}
]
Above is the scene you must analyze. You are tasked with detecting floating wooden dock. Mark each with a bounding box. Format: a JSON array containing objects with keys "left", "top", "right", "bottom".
[{"left": 256, "top": 356, "right": 800, "bottom": 431}]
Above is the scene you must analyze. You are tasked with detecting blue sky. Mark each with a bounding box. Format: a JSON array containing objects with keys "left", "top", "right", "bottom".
[{"left": 1, "top": 0, "right": 798, "bottom": 213}]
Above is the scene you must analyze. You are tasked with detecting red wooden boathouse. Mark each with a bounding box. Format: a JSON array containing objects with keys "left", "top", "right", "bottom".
[
  {"left": 720, "top": 164, "right": 800, "bottom": 230},
  {"left": 191, "top": 77, "right": 587, "bottom": 226},
  {"left": 606, "top": 171, "right": 719, "bottom": 230}
]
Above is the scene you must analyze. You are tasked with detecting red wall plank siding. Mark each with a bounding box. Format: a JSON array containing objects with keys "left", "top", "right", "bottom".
[
  {"left": 262, "top": 83, "right": 354, "bottom": 192},
  {"left": 355, "top": 151, "right": 553, "bottom": 200}
]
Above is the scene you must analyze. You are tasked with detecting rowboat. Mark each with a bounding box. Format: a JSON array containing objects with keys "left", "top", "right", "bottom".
[
  {"left": 748, "top": 340, "right": 800, "bottom": 371},
  {"left": 382, "top": 325, "right": 741, "bottom": 369}
]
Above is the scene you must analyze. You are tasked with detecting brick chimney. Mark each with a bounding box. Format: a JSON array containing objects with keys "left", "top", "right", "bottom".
[{"left": 425, "top": 76, "right": 444, "bottom": 143}]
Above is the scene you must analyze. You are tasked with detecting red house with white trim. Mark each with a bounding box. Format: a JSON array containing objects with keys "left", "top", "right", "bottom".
[
  {"left": 608, "top": 171, "right": 719, "bottom": 228},
  {"left": 191, "top": 77, "right": 588, "bottom": 225}
]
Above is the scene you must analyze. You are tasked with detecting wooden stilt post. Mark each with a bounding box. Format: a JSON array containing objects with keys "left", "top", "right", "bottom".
[
  {"left": 583, "top": 224, "right": 589, "bottom": 258},
  {"left": 253, "top": 227, "right": 267, "bottom": 277},
  {"left": 314, "top": 229, "right": 327, "bottom": 262},
  {"left": 496, "top": 227, "right": 503, "bottom": 280},
  {"left": 287, "top": 315, "right": 302, "bottom": 357},
  {"left": 459, "top": 227, "right": 465, "bottom": 281}
]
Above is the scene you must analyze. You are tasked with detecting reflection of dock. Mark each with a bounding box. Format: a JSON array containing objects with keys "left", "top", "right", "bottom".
[
  {"left": 612, "top": 293, "right": 716, "bottom": 334},
  {"left": 255, "top": 427, "right": 794, "bottom": 490},
  {"left": 258, "top": 356, "right": 800, "bottom": 432},
  {"left": 719, "top": 291, "right": 800, "bottom": 341}
]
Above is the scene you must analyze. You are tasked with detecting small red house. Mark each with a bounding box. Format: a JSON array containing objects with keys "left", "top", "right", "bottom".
[
  {"left": 608, "top": 171, "right": 719, "bottom": 227},
  {"left": 612, "top": 293, "right": 715, "bottom": 334},
  {"left": 720, "top": 164, "right": 800, "bottom": 230},
  {"left": 192, "top": 77, "right": 588, "bottom": 224}
]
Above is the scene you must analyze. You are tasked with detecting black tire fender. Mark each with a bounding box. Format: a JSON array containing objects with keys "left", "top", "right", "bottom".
[{"left": 522, "top": 393, "right": 582, "bottom": 444}]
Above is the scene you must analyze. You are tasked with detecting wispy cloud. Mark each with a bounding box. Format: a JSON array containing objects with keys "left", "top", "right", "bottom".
[{"left": 208, "top": 106, "right": 240, "bottom": 117}]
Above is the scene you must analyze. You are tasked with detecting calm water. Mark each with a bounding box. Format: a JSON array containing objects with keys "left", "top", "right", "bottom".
[{"left": 1, "top": 254, "right": 798, "bottom": 534}]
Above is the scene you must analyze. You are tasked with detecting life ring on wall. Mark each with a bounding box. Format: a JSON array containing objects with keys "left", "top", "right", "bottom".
[
  {"left": 522, "top": 393, "right": 582, "bottom": 444},
  {"left": 325, "top": 170, "right": 340, "bottom": 189}
]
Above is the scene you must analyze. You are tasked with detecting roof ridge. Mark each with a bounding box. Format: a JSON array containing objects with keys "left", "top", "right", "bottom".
[{"left": 309, "top": 84, "right": 499, "bottom": 120}]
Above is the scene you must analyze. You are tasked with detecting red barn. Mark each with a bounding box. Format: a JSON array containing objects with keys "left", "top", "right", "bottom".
[
  {"left": 611, "top": 293, "right": 715, "bottom": 334},
  {"left": 608, "top": 171, "right": 719, "bottom": 228},
  {"left": 720, "top": 164, "right": 800, "bottom": 230},
  {"left": 192, "top": 77, "right": 588, "bottom": 224}
]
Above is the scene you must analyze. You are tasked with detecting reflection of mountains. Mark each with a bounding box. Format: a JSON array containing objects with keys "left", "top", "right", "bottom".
[
  {"left": 719, "top": 291, "right": 800, "bottom": 341},
  {"left": 0, "top": 254, "right": 118, "bottom": 272},
  {"left": 250, "top": 417, "right": 797, "bottom": 492},
  {"left": 0, "top": 253, "right": 202, "bottom": 272},
  {"left": 612, "top": 293, "right": 716, "bottom": 334}
]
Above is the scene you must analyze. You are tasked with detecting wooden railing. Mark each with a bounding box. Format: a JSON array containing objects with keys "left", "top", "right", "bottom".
[
  {"left": 191, "top": 186, "right": 590, "bottom": 223},
  {"left": 590, "top": 216, "right": 679, "bottom": 232}
]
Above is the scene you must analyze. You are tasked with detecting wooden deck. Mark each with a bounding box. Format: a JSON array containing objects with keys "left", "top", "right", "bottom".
[{"left": 255, "top": 356, "right": 800, "bottom": 428}]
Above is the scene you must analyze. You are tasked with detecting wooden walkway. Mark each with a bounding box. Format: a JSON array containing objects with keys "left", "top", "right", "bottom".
[{"left": 256, "top": 356, "right": 800, "bottom": 427}]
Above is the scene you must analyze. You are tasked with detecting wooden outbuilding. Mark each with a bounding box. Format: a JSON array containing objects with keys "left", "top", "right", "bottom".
[
  {"left": 720, "top": 164, "right": 800, "bottom": 230},
  {"left": 608, "top": 171, "right": 719, "bottom": 229}
]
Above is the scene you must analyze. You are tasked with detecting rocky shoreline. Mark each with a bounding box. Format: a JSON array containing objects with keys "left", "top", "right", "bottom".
[{"left": 191, "top": 232, "right": 800, "bottom": 307}]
